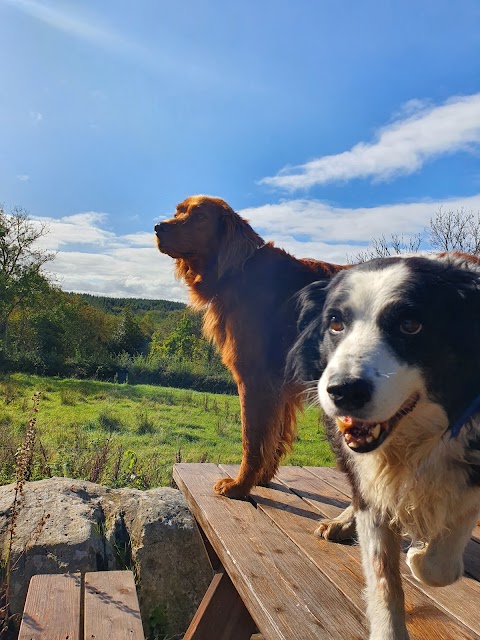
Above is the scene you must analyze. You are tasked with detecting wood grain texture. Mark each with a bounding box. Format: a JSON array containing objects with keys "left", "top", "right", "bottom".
[
  {"left": 174, "top": 464, "right": 480, "bottom": 640},
  {"left": 18, "top": 573, "right": 81, "bottom": 640},
  {"left": 84, "top": 571, "right": 145, "bottom": 640},
  {"left": 173, "top": 463, "right": 366, "bottom": 640}
]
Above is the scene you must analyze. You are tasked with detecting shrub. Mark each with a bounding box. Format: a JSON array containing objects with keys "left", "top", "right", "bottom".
[
  {"left": 135, "top": 411, "right": 155, "bottom": 435},
  {"left": 97, "top": 409, "right": 123, "bottom": 433}
]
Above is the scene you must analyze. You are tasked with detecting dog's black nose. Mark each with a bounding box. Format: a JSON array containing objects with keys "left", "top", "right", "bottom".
[
  {"left": 326, "top": 376, "right": 373, "bottom": 412},
  {"left": 155, "top": 222, "right": 167, "bottom": 234}
]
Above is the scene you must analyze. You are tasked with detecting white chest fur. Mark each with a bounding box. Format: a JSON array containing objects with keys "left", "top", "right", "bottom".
[{"left": 351, "top": 406, "right": 480, "bottom": 542}]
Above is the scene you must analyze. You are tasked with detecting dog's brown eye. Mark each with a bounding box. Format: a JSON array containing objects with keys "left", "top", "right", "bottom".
[
  {"left": 400, "top": 319, "right": 422, "bottom": 335},
  {"left": 329, "top": 316, "right": 344, "bottom": 333}
]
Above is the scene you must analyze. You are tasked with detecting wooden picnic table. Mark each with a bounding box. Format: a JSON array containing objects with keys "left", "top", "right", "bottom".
[
  {"left": 173, "top": 463, "right": 480, "bottom": 640},
  {"left": 18, "top": 570, "right": 145, "bottom": 640}
]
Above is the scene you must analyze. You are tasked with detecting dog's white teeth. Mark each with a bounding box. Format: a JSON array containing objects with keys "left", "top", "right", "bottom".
[
  {"left": 344, "top": 433, "right": 353, "bottom": 442},
  {"left": 348, "top": 441, "right": 360, "bottom": 449},
  {"left": 372, "top": 424, "right": 381, "bottom": 440},
  {"left": 366, "top": 436, "right": 373, "bottom": 444}
]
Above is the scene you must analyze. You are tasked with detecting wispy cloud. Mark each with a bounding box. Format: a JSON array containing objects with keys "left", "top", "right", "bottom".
[
  {"left": 2, "top": 0, "right": 223, "bottom": 85},
  {"left": 16, "top": 174, "right": 30, "bottom": 182},
  {"left": 29, "top": 110, "right": 43, "bottom": 123},
  {"left": 35, "top": 212, "right": 115, "bottom": 250},
  {"left": 242, "top": 193, "right": 480, "bottom": 248},
  {"left": 3, "top": 0, "right": 129, "bottom": 51},
  {"left": 2, "top": 0, "right": 159, "bottom": 72},
  {"left": 261, "top": 94, "right": 480, "bottom": 190}
]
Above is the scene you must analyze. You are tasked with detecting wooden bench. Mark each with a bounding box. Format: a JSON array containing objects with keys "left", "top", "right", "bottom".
[
  {"left": 174, "top": 463, "right": 480, "bottom": 640},
  {"left": 18, "top": 570, "right": 145, "bottom": 640}
]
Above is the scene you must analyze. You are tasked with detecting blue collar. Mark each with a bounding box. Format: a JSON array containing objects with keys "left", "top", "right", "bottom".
[{"left": 450, "top": 395, "right": 480, "bottom": 438}]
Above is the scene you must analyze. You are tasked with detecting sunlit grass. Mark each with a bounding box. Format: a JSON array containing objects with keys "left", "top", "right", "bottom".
[{"left": 0, "top": 373, "right": 334, "bottom": 488}]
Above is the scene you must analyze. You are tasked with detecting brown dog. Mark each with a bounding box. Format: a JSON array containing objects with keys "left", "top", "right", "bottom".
[{"left": 155, "top": 195, "right": 346, "bottom": 498}]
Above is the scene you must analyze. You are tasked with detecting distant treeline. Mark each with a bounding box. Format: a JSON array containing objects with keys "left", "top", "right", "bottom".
[
  {"left": 1, "top": 205, "right": 235, "bottom": 390},
  {"left": 1, "top": 286, "right": 235, "bottom": 394},
  {"left": 77, "top": 293, "right": 186, "bottom": 315}
]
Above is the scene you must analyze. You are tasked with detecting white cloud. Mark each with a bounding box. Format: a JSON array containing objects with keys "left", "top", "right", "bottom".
[
  {"left": 16, "top": 174, "right": 30, "bottom": 181},
  {"left": 33, "top": 193, "right": 480, "bottom": 301},
  {"left": 242, "top": 193, "right": 480, "bottom": 261},
  {"left": 121, "top": 232, "right": 155, "bottom": 247},
  {"left": 50, "top": 249, "right": 186, "bottom": 301},
  {"left": 261, "top": 94, "right": 480, "bottom": 190},
  {"left": 33, "top": 210, "right": 186, "bottom": 301},
  {"left": 35, "top": 212, "right": 115, "bottom": 250}
]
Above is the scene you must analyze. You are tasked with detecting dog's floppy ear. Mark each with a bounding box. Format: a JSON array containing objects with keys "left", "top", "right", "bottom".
[
  {"left": 451, "top": 265, "right": 480, "bottom": 345},
  {"left": 296, "top": 280, "right": 329, "bottom": 333},
  {"left": 436, "top": 258, "right": 480, "bottom": 323},
  {"left": 217, "top": 206, "right": 263, "bottom": 279},
  {"left": 285, "top": 280, "right": 329, "bottom": 385},
  {"left": 438, "top": 262, "right": 480, "bottom": 435}
]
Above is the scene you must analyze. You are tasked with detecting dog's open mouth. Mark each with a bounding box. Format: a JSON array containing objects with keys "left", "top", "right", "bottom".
[{"left": 336, "top": 393, "right": 420, "bottom": 453}]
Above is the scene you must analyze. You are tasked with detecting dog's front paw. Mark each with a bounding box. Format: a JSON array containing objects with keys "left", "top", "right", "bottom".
[
  {"left": 314, "top": 516, "right": 356, "bottom": 541},
  {"left": 315, "top": 504, "right": 356, "bottom": 541},
  {"left": 214, "top": 477, "right": 249, "bottom": 499},
  {"left": 407, "top": 544, "right": 463, "bottom": 587}
]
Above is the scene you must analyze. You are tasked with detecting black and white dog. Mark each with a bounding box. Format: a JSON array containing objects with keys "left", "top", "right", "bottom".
[{"left": 287, "top": 253, "right": 480, "bottom": 640}]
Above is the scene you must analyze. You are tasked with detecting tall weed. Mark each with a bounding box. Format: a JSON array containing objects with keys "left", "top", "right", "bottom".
[{"left": 1, "top": 392, "right": 44, "bottom": 639}]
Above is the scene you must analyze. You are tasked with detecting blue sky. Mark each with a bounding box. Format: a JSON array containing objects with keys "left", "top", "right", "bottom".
[{"left": 1, "top": 0, "right": 479, "bottom": 300}]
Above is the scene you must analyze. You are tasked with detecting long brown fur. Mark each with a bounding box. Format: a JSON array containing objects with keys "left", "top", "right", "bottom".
[{"left": 155, "top": 195, "right": 346, "bottom": 498}]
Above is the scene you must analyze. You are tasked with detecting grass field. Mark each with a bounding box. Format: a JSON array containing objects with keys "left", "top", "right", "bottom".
[{"left": 0, "top": 373, "right": 335, "bottom": 489}]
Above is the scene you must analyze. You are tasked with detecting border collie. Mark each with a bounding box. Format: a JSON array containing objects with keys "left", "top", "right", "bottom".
[{"left": 287, "top": 254, "right": 480, "bottom": 640}]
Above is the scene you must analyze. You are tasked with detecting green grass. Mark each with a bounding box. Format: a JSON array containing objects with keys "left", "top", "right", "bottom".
[{"left": 0, "top": 373, "right": 335, "bottom": 489}]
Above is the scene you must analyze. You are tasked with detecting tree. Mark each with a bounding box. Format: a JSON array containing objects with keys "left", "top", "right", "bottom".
[
  {"left": 153, "top": 313, "right": 201, "bottom": 361},
  {"left": 110, "top": 308, "right": 146, "bottom": 355},
  {"left": 429, "top": 207, "right": 480, "bottom": 255},
  {"left": 352, "top": 233, "right": 422, "bottom": 263},
  {"left": 0, "top": 206, "right": 55, "bottom": 355},
  {"left": 353, "top": 207, "right": 480, "bottom": 264}
]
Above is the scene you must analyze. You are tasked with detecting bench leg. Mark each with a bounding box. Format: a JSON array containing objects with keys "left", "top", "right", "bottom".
[
  {"left": 184, "top": 571, "right": 257, "bottom": 640},
  {"left": 199, "top": 526, "right": 223, "bottom": 572}
]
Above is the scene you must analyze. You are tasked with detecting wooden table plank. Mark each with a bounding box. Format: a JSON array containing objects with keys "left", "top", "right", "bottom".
[
  {"left": 18, "top": 573, "right": 81, "bottom": 640},
  {"left": 173, "top": 463, "right": 367, "bottom": 640},
  {"left": 84, "top": 571, "right": 145, "bottom": 640},
  {"left": 278, "top": 466, "right": 480, "bottom": 638},
  {"left": 218, "top": 465, "right": 366, "bottom": 602},
  {"left": 278, "top": 466, "right": 351, "bottom": 522},
  {"left": 304, "top": 465, "right": 351, "bottom": 492}
]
